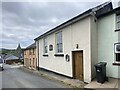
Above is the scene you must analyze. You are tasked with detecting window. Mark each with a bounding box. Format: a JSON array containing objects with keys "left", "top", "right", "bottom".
[
  {"left": 33, "top": 49, "right": 35, "bottom": 55},
  {"left": 115, "top": 43, "right": 120, "bottom": 62},
  {"left": 33, "top": 58, "right": 34, "bottom": 67},
  {"left": 30, "top": 59, "right": 31, "bottom": 67},
  {"left": 117, "top": 15, "right": 120, "bottom": 30},
  {"left": 116, "top": 53, "right": 120, "bottom": 62},
  {"left": 29, "top": 50, "right": 32, "bottom": 55},
  {"left": 56, "top": 31, "right": 63, "bottom": 53},
  {"left": 44, "top": 37, "right": 48, "bottom": 54}
]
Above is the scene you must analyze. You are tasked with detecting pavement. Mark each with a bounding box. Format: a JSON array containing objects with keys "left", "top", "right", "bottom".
[
  {"left": 84, "top": 78, "right": 120, "bottom": 89},
  {"left": 20, "top": 66, "right": 120, "bottom": 89},
  {"left": 20, "top": 66, "right": 86, "bottom": 88}
]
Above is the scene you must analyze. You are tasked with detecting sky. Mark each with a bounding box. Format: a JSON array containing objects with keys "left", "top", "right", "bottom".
[{"left": 0, "top": 0, "right": 120, "bottom": 49}]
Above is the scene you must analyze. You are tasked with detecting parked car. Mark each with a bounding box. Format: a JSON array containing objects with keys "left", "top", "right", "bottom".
[{"left": 0, "top": 58, "right": 3, "bottom": 71}]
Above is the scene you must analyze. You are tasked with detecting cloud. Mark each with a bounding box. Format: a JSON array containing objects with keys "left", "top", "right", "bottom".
[{"left": 1, "top": 1, "right": 117, "bottom": 49}]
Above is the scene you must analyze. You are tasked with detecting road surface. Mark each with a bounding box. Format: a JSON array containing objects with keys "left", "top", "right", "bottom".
[{"left": 1, "top": 64, "right": 69, "bottom": 88}]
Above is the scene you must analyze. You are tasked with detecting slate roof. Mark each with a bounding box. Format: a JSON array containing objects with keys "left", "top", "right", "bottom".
[
  {"left": 34, "top": 1, "right": 113, "bottom": 41},
  {"left": 5, "top": 55, "right": 19, "bottom": 60},
  {"left": 25, "top": 43, "right": 36, "bottom": 50},
  {"left": 97, "top": 6, "right": 120, "bottom": 18}
]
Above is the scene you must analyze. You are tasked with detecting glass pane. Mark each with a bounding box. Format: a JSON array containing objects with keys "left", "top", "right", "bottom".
[
  {"left": 117, "top": 15, "right": 120, "bottom": 22},
  {"left": 45, "top": 46, "right": 48, "bottom": 53},
  {"left": 56, "top": 32, "right": 62, "bottom": 44},
  {"left": 116, "top": 53, "right": 120, "bottom": 62},
  {"left": 117, "top": 22, "right": 120, "bottom": 29},
  {"left": 44, "top": 38, "right": 48, "bottom": 53},
  {"left": 56, "top": 31, "right": 63, "bottom": 53},
  {"left": 57, "top": 44, "right": 59, "bottom": 53},
  {"left": 59, "top": 44, "right": 63, "bottom": 52}
]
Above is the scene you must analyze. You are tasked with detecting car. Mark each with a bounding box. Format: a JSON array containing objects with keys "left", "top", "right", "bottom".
[{"left": 0, "top": 58, "right": 3, "bottom": 71}]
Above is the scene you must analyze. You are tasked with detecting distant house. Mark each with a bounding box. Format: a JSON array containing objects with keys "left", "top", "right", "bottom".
[
  {"left": 24, "top": 43, "right": 36, "bottom": 70},
  {"left": 34, "top": 2, "right": 113, "bottom": 83},
  {"left": 4, "top": 54, "right": 20, "bottom": 64}
]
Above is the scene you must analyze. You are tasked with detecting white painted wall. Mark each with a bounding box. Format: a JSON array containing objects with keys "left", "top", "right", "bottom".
[
  {"left": 71, "top": 17, "right": 91, "bottom": 83},
  {"left": 37, "top": 16, "right": 92, "bottom": 83},
  {"left": 98, "top": 14, "right": 119, "bottom": 78}
]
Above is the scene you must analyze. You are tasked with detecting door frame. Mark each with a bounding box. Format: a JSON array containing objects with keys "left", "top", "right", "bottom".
[{"left": 72, "top": 50, "right": 84, "bottom": 80}]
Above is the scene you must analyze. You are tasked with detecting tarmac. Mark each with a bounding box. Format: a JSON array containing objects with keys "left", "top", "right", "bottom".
[
  {"left": 20, "top": 66, "right": 86, "bottom": 88},
  {"left": 20, "top": 66, "right": 120, "bottom": 89}
]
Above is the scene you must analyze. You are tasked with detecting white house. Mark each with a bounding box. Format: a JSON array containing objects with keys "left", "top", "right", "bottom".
[{"left": 35, "top": 2, "right": 113, "bottom": 83}]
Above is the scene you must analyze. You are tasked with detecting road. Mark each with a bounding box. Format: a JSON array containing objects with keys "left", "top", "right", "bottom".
[{"left": 1, "top": 64, "right": 69, "bottom": 88}]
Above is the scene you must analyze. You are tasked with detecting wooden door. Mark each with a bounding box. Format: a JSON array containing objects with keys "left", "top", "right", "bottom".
[{"left": 73, "top": 51, "right": 83, "bottom": 81}]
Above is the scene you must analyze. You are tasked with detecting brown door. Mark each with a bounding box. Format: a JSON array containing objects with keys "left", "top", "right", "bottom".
[{"left": 73, "top": 51, "right": 83, "bottom": 81}]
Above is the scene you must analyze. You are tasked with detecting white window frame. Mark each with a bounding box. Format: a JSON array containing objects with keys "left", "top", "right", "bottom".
[
  {"left": 56, "top": 31, "right": 63, "bottom": 54},
  {"left": 114, "top": 43, "right": 120, "bottom": 62},
  {"left": 116, "top": 15, "right": 120, "bottom": 30},
  {"left": 43, "top": 37, "right": 48, "bottom": 54}
]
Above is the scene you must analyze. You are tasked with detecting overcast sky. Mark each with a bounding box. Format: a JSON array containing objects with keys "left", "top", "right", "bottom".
[{"left": 0, "top": 0, "right": 120, "bottom": 49}]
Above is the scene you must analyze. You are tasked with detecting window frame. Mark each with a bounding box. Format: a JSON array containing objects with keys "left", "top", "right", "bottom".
[
  {"left": 113, "top": 43, "right": 120, "bottom": 66},
  {"left": 116, "top": 14, "right": 120, "bottom": 30},
  {"left": 55, "top": 31, "right": 63, "bottom": 54},
  {"left": 114, "top": 43, "right": 120, "bottom": 62}
]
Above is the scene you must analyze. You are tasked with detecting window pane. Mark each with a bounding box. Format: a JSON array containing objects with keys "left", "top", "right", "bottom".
[
  {"left": 56, "top": 32, "right": 63, "bottom": 53},
  {"left": 44, "top": 38, "right": 48, "bottom": 53},
  {"left": 59, "top": 44, "right": 63, "bottom": 52},
  {"left": 117, "top": 22, "right": 120, "bottom": 29},
  {"left": 116, "top": 53, "right": 120, "bottom": 62},
  {"left": 57, "top": 44, "right": 59, "bottom": 52},
  {"left": 45, "top": 46, "right": 48, "bottom": 53},
  {"left": 117, "top": 15, "right": 120, "bottom": 22}
]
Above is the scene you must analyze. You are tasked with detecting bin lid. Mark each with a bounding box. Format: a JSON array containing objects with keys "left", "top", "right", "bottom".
[{"left": 94, "top": 62, "right": 107, "bottom": 67}]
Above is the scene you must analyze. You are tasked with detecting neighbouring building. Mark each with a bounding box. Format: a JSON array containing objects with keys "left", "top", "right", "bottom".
[
  {"left": 24, "top": 43, "right": 36, "bottom": 70},
  {"left": 4, "top": 54, "right": 20, "bottom": 64},
  {"left": 34, "top": 2, "right": 113, "bottom": 83},
  {"left": 97, "top": 6, "right": 120, "bottom": 78}
]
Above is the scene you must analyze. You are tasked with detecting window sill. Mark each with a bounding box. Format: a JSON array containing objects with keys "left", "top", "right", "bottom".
[
  {"left": 115, "top": 29, "right": 120, "bottom": 32},
  {"left": 43, "top": 54, "right": 49, "bottom": 57},
  {"left": 112, "top": 62, "right": 120, "bottom": 66},
  {"left": 54, "top": 54, "right": 64, "bottom": 57}
]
